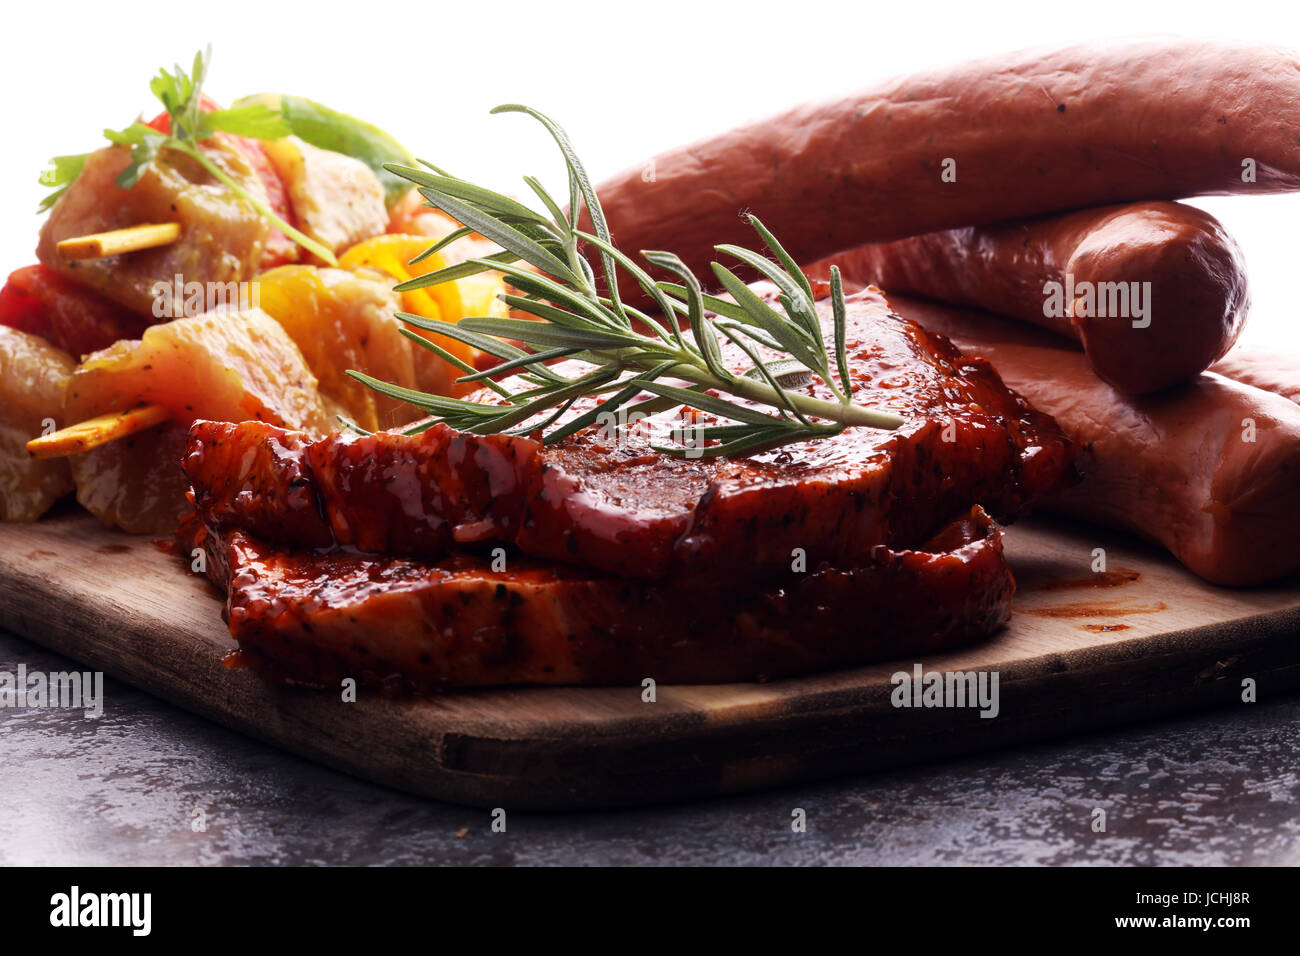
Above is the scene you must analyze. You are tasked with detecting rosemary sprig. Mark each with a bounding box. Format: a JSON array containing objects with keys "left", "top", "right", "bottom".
[{"left": 352, "top": 106, "right": 902, "bottom": 457}]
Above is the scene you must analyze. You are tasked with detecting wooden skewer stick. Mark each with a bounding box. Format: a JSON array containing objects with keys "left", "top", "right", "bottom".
[
  {"left": 56, "top": 223, "right": 181, "bottom": 260},
  {"left": 26, "top": 404, "right": 169, "bottom": 459}
]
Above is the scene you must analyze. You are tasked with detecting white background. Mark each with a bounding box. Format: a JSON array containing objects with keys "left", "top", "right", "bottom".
[{"left": 3, "top": 0, "right": 1299, "bottom": 349}]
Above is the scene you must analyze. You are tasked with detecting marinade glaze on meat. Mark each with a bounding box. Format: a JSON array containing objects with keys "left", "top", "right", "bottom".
[
  {"left": 185, "top": 288, "right": 1078, "bottom": 583},
  {"left": 181, "top": 288, "right": 1079, "bottom": 689},
  {"left": 186, "top": 506, "right": 1014, "bottom": 688}
]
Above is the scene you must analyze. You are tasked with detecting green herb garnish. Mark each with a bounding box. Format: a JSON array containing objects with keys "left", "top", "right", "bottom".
[
  {"left": 39, "top": 48, "right": 335, "bottom": 264},
  {"left": 347, "top": 106, "right": 903, "bottom": 458},
  {"left": 37, "top": 154, "right": 88, "bottom": 213}
]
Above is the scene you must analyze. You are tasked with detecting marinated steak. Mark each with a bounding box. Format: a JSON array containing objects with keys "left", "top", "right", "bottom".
[
  {"left": 188, "top": 506, "right": 1014, "bottom": 689},
  {"left": 184, "top": 288, "right": 1079, "bottom": 583}
]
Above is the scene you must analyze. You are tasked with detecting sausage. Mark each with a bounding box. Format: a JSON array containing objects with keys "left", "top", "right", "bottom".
[
  {"left": 593, "top": 41, "right": 1300, "bottom": 302},
  {"left": 867, "top": 290, "right": 1300, "bottom": 587},
  {"left": 1211, "top": 345, "right": 1300, "bottom": 405},
  {"left": 803, "top": 202, "right": 1249, "bottom": 394}
]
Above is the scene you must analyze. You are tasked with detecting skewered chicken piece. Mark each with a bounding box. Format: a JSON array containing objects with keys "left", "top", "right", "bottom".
[
  {"left": 60, "top": 308, "right": 328, "bottom": 533},
  {"left": 36, "top": 140, "right": 276, "bottom": 317},
  {"left": 32, "top": 87, "right": 394, "bottom": 328},
  {"left": 254, "top": 265, "right": 419, "bottom": 432},
  {"left": 0, "top": 327, "right": 75, "bottom": 521},
  {"left": 261, "top": 137, "right": 388, "bottom": 259}
]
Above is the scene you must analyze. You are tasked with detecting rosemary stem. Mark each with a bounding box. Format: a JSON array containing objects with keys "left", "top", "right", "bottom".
[
  {"left": 672, "top": 366, "right": 904, "bottom": 430},
  {"left": 563, "top": 233, "right": 597, "bottom": 299},
  {"left": 586, "top": 350, "right": 904, "bottom": 430}
]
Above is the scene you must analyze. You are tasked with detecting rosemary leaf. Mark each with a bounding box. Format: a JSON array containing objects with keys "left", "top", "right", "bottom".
[
  {"left": 397, "top": 328, "right": 514, "bottom": 400},
  {"left": 656, "top": 282, "right": 752, "bottom": 323},
  {"left": 541, "top": 361, "right": 677, "bottom": 445},
  {"left": 490, "top": 104, "right": 628, "bottom": 322},
  {"left": 643, "top": 251, "right": 729, "bottom": 382},
  {"left": 454, "top": 345, "right": 579, "bottom": 384},
  {"left": 458, "top": 317, "right": 642, "bottom": 351},
  {"left": 345, "top": 371, "right": 503, "bottom": 416},
  {"left": 523, "top": 175, "right": 569, "bottom": 231},
  {"left": 393, "top": 250, "right": 519, "bottom": 291},
  {"left": 635, "top": 381, "right": 788, "bottom": 427},
  {"left": 830, "top": 266, "right": 853, "bottom": 398},
  {"left": 711, "top": 264, "right": 825, "bottom": 374},
  {"left": 745, "top": 215, "right": 818, "bottom": 306},
  {"left": 717, "top": 324, "right": 811, "bottom": 426},
  {"left": 385, "top": 163, "right": 553, "bottom": 228},
  {"left": 407, "top": 225, "right": 475, "bottom": 264},
  {"left": 410, "top": 186, "right": 577, "bottom": 285},
  {"left": 716, "top": 242, "right": 822, "bottom": 345},
  {"left": 464, "top": 366, "right": 620, "bottom": 434}
]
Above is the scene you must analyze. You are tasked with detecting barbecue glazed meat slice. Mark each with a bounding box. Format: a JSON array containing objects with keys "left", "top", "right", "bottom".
[
  {"left": 190, "top": 506, "right": 1013, "bottom": 689},
  {"left": 184, "top": 288, "right": 1078, "bottom": 581},
  {"left": 186, "top": 417, "right": 543, "bottom": 557},
  {"left": 182, "top": 420, "right": 334, "bottom": 548}
]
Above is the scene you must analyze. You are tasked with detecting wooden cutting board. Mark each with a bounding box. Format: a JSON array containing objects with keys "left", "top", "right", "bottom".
[{"left": 1, "top": 506, "right": 1298, "bottom": 810}]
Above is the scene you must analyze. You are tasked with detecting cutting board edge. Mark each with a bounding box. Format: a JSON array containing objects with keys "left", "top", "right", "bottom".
[{"left": 3, "top": 555, "right": 1297, "bottom": 809}]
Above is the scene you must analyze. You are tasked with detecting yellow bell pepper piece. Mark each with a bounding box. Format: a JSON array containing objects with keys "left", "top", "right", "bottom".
[
  {"left": 338, "top": 234, "right": 510, "bottom": 397},
  {"left": 337, "top": 234, "right": 461, "bottom": 324}
]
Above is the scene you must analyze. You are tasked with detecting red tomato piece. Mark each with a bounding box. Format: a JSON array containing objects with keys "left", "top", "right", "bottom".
[
  {"left": 0, "top": 265, "right": 149, "bottom": 358},
  {"left": 0, "top": 267, "right": 49, "bottom": 336}
]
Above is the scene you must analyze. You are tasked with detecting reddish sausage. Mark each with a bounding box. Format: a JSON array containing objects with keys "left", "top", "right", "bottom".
[
  {"left": 804, "top": 202, "right": 1249, "bottom": 394},
  {"left": 873, "top": 291, "right": 1300, "bottom": 586},
  {"left": 1212, "top": 346, "right": 1300, "bottom": 405},
  {"left": 594, "top": 41, "right": 1300, "bottom": 302}
]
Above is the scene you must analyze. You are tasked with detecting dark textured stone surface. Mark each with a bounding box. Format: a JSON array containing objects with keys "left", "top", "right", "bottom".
[{"left": 1, "top": 627, "right": 1297, "bottom": 866}]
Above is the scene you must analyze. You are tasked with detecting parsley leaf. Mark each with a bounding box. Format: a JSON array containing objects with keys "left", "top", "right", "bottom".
[
  {"left": 149, "top": 47, "right": 207, "bottom": 142},
  {"left": 104, "top": 123, "right": 166, "bottom": 189},
  {"left": 37, "top": 154, "right": 89, "bottom": 213}
]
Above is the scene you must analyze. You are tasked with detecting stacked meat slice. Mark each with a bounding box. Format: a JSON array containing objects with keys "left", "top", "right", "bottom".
[{"left": 181, "top": 288, "right": 1080, "bottom": 690}]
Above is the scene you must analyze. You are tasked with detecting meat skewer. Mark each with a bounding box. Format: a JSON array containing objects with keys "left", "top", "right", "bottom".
[
  {"left": 3, "top": 59, "right": 509, "bottom": 507},
  {"left": 58, "top": 306, "right": 331, "bottom": 533},
  {"left": 26, "top": 403, "right": 168, "bottom": 459},
  {"left": 5, "top": 56, "right": 505, "bottom": 478},
  {"left": 23, "top": 238, "right": 503, "bottom": 462},
  {"left": 19, "top": 215, "right": 183, "bottom": 460},
  {"left": 55, "top": 223, "right": 181, "bottom": 261}
]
